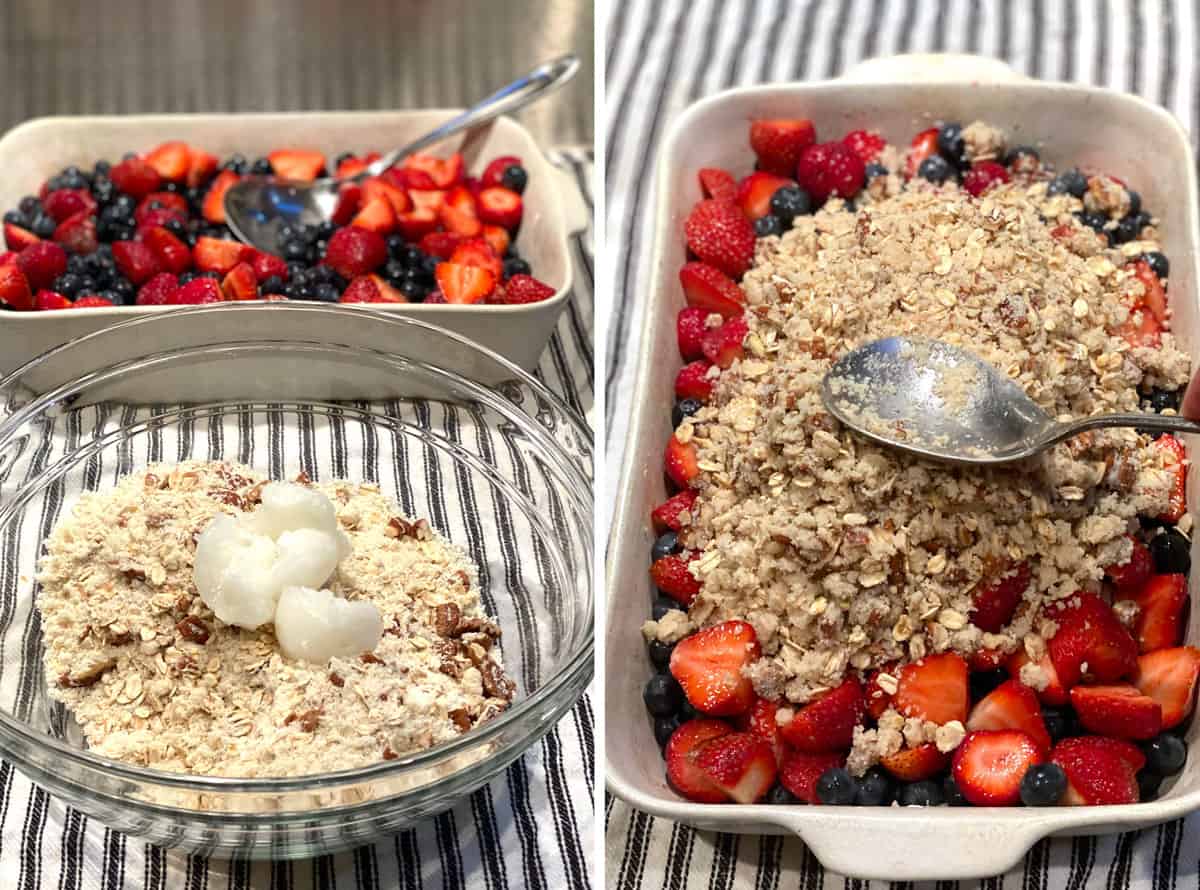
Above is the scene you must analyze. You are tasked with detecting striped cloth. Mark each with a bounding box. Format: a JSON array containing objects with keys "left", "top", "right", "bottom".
[
  {"left": 603, "top": 1, "right": 1200, "bottom": 887},
  {"left": 0, "top": 149, "right": 594, "bottom": 890}
]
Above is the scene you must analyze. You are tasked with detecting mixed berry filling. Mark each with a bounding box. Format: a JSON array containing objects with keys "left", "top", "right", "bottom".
[
  {"left": 0, "top": 143, "right": 554, "bottom": 310},
  {"left": 643, "top": 118, "right": 1195, "bottom": 808}
]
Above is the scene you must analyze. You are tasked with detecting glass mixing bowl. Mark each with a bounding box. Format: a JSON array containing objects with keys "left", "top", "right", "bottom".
[{"left": 0, "top": 303, "right": 593, "bottom": 858}]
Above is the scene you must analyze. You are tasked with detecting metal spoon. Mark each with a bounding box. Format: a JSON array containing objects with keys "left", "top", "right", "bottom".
[
  {"left": 223, "top": 54, "right": 581, "bottom": 253},
  {"left": 820, "top": 336, "right": 1200, "bottom": 466}
]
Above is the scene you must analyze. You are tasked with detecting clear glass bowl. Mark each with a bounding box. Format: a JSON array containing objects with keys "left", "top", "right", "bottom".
[{"left": 0, "top": 304, "right": 593, "bottom": 859}]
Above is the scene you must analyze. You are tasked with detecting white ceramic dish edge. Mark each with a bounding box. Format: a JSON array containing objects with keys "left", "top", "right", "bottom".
[{"left": 605, "top": 53, "right": 1200, "bottom": 880}]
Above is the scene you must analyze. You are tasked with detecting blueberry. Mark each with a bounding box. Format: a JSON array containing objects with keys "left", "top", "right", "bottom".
[
  {"left": 44, "top": 176, "right": 65, "bottom": 193},
  {"left": 1149, "top": 528, "right": 1190, "bottom": 574},
  {"left": 178, "top": 271, "right": 197, "bottom": 285},
  {"left": 1047, "top": 169, "right": 1089, "bottom": 198},
  {"left": 399, "top": 277, "right": 428, "bottom": 300},
  {"left": 314, "top": 219, "right": 335, "bottom": 241},
  {"left": 401, "top": 245, "right": 426, "bottom": 267},
  {"left": 18, "top": 196, "right": 40, "bottom": 216},
  {"left": 855, "top": 768, "right": 894, "bottom": 806},
  {"left": 500, "top": 164, "right": 528, "bottom": 194},
  {"left": 286, "top": 281, "right": 312, "bottom": 300},
  {"left": 260, "top": 275, "right": 286, "bottom": 295},
  {"left": 287, "top": 261, "right": 308, "bottom": 280},
  {"left": 969, "top": 669, "right": 1007, "bottom": 703},
  {"left": 672, "top": 398, "right": 702, "bottom": 428},
  {"left": 30, "top": 214, "right": 57, "bottom": 238},
  {"left": 112, "top": 194, "right": 136, "bottom": 217},
  {"left": 766, "top": 784, "right": 801, "bottom": 805},
  {"left": 1076, "top": 210, "right": 1107, "bottom": 231},
  {"left": 111, "top": 279, "right": 134, "bottom": 302},
  {"left": 65, "top": 255, "right": 89, "bottom": 275},
  {"left": 1003, "top": 145, "right": 1040, "bottom": 166},
  {"left": 864, "top": 162, "right": 888, "bottom": 180},
  {"left": 754, "top": 215, "right": 785, "bottom": 237},
  {"left": 1138, "top": 769, "right": 1163, "bottom": 801},
  {"left": 1111, "top": 215, "right": 1142, "bottom": 245},
  {"left": 220, "top": 153, "right": 248, "bottom": 174},
  {"left": 282, "top": 240, "right": 309, "bottom": 261},
  {"left": 52, "top": 273, "right": 86, "bottom": 298},
  {"left": 653, "top": 713, "right": 683, "bottom": 748},
  {"left": 1143, "top": 733, "right": 1187, "bottom": 776},
  {"left": 936, "top": 122, "right": 967, "bottom": 168},
  {"left": 917, "top": 156, "right": 954, "bottom": 184},
  {"left": 1142, "top": 251, "right": 1169, "bottom": 279},
  {"left": 421, "top": 255, "right": 440, "bottom": 278},
  {"left": 643, "top": 673, "right": 683, "bottom": 717},
  {"left": 59, "top": 166, "right": 89, "bottom": 190},
  {"left": 91, "top": 176, "right": 115, "bottom": 205},
  {"left": 769, "top": 186, "right": 812, "bottom": 223},
  {"left": 943, "top": 775, "right": 969, "bottom": 806},
  {"left": 652, "top": 597, "right": 681, "bottom": 621},
  {"left": 815, "top": 768, "right": 858, "bottom": 805},
  {"left": 1019, "top": 763, "right": 1067, "bottom": 806},
  {"left": 163, "top": 218, "right": 187, "bottom": 238},
  {"left": 1042, "top": 707, "right": 1078, "bottom": 743},
  {"left": 679, "top": 700, "right": 699, "bottom": 722},
  {"left": 92, "top": 160, "right": 111, "bottom": 177},
  {"left": 899, "top": 780, "right": 943, "bottom": 807},
  {"left": 312, "top": 283, "right": 341, "bottom": 303},
  {"left": 652, "top": 531, "right": 680, "bottom": 562},
  {"left": 503, "top": 257, "right": 532, "bottom": 279},
  {"left": 251, "top": 157, "right": 273, "bottom": 175},
  {"left": 648, "top": 639, "right": 675, "bottom": 671},
  {"left": 3, "top": 210, "right": 26, "bottom": 227},
  {"left": 383, "top": 260, "right": 407, "bottom": 284},
  {"left": 1145, "top": 387, "right": 1182, "bottom": 414}
]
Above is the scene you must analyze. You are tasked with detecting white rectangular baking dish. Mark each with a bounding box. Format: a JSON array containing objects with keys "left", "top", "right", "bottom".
[
  {"left": 0, "top": 111, "right": 589, "bottom": 372},
  {"left": 605, "top": 53, "right": 1200, "bottom": 881}
]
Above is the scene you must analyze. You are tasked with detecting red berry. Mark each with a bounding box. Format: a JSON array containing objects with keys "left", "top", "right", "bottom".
[
  {"left": 1105, "top": 536, "right": 1154, "bottom": 592},
  {"left": 962, "top": 160, "right": 1011, "bottom": 197},
  {"left": 71, "top": 294, "right": 114, "bottom": 308},
  {"left": 670, "top": 621, "right": 760, "bottom": 716},
  {"left": 111, "top": 240, "right": 162, "bottom": 285},
  {"left": 678, "top": 262, "right": 745, "bottom": 319},
  {"left": 171, "top": 277, "right": 224, "bottom": 305},
  {"left": 43, "top": 189, "right": 96, "bottom": 223},
  {"left": 842, "top": 129, "right": 886, "bottom": 162},
  {"left": 698, "top": 168, "right": 737, "bottom": 202},
  {"left": 749, "top": 119, "right": 816, "bottom": 177},
  {"left": 323, "top": 227, "right": 387, "bottom": 279},
  {"left": 651, "top": 553, "right": 700, "bottom": 606},
  {"left": 676, "top": 307, "right": 708, "bottom": 360},
  {"left": 136, "top": 272, "right": 180, "bottom": 306},
  {"left": 796, "top": 141, "right": 865, "bottom": 203},
  {"left": 481, "top": 155, "right": 523, "bottom": 189},
  {"left": 251, "top": 250, "right": 289, "bottom": 283},
  {"left": 53, "top": 211, "right": 98, "bottom": 255},
  {"left": 110, "top": 158, "right": 163, "bottom": 198},
  {"left": 15, "top": 241, "right": 67, "bottom": 291},
  {"left": 674, "top": 360, "right": 714, "bottom": 401},
  {"left": 501, "top": 274, "right": 555, "bottom": 305},
  {"left": 34, "top": 289, "right": 72, "bottom": 310},
  {"left": 684, "top": 200, "right": 755, "bottom": 279}
]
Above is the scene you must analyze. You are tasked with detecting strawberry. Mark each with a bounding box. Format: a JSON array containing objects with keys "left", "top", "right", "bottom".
[
  {"left": 71, "top": 294, "right": 113, "bottom": 308},
  {"left": 481, "top": 224, "right": 511, "bottom": 258},
  {"left": 701, "top": 316, "right": 748, "bottom": 369},
  {"left": 664, "top": 719, "right": 732, "bottom": 803},
  {"left": 749, "top": 119, "right": 816, "bottom": 177},
  {"left": 43, "top": 188, "right": 96, "bottom": 223},
  {"left": 1046, "top": 591, "right": 1138, "bottom": 687},
  {"left": 796, "top": 141, "right": 865, "bottom": 203},
  {"left": 135, "top": 192, "right": 188, "bottom": 226},
  {"left": 894, "top": 653, "right": 969, "bottom": 724},
  {"left": 361, "top": 177, "right": 412, "bottom": 216},
  {"left": 143, "top": 141, "right": 191, "bottom": 181},
  {"left": 332, "top": 183, "right": 363, "bottom": 226},
  {"left": 267, "top": 149, "right": 326, "bottom": 182},
  {"left": 674, "top": 361, "right": 714, "bottom": 401},
  {"left": 53, "top": 211, "right": 97, "bottom": 255},
  {"left": 334, "top": 153, "right": 380, "bottom": 179},
  {"left": 142, "top": 226, "right": 192, "bottom": 275},
  {"left": 678, "top": 262, "right": 745, "bottom": 318},
  {"left": 698, "top": 168, "right": 737, "bottom": 202},
  {"left": 864, "top": 667, "right": 896, "bottom": 719},
  {"left": 1130, "top": 259, "right": 1168, "bottom": 324},
  {"left": 391, "top": 168, "right": 438, "bottom": 191},
  {"left": 339, "top": 274, "right": 405, "bottom": 304},
  {"left": 665, "top": 435, "right": 699, "bottom": 487},
  {"left": 1006, "top": 650, "right": 1069, "bottom": 706},
  {"left": 251, "top": 250, "right": 289, "bottom": 283},
  {"left": 842, "top": 129, "right": 886, "bottom": 163},
  {"left": 1152, "top": 434, "right": 1187, "bottom": 522},
  {"left": 651, "top": 489, "right": 697, "bottom": 533},
  {"left": 969, "top": 560, "right": 1031, "bottom": 632},
  {"left": 962, "top": 160, "right": 1011, "bottom": 197},
  {"left": 1051, "top": 736, "right": 1144, "bottom": 805},
  {"left": 34, "top": 289, "right": 72, "bottom": 310},
  {"left": 15, "top": 242, "right": 67, "bottom": 291},
  {"left": 684, "top": 200, "right": 756, "bottom": 279},
  {"left": 135, "top": 207, "right": 185, "bottom": 233},
  {"left": 779, "top": 750, "right": 845, "bottom": 804},
  {"left": 1119, "top": 305, "right": 1163, "bottom": 348},
  {"left": 779, "top": 677, "right": 865, "bottom": 753},
  {"left": 192, "top": 237, "right": 253, "bottom": 276},
  {"left": 439, "top": 187, "right": 483, "bottom": 238},
  {"left": 220, "top": 262, "right": 259, "bottom": 301},
  {"left": 449, "top": 239, "right": 503, "bottom": 278},
  {"left": 171, "top": 277, "right": 224, "bottom": 305},
  {"left": 420, "top": 231, "right": 465, "bottom": 260},
  {"left": 734, "top": 172, "right": 795, "bottom": 221},
  {"left": 477, "top": 187, "right": 523, "bottom": 230},
  {"left": 879, "top": 743, "right": 949, "bottom": 782},
  {"left": 111, "top": 241, "right": 161, "bottom": 286},
  {"left": 676, "top": 306, "right": 709, "bottom": 360},
  {"left": 952, "top": 730, "right": 1043, "bottom": 806},
  {"left": 0, "top": 251, "right": 13, "bottom": 266},
  {"left": 324, "top": 227, "right": 387, "bottom": 279},
  {"left": 435, "top": 262, "right": 496, "bottom": 305},
  {"left": 669, "top": 620, "right": 760, "bottom": 716},
  {"left": 110, "top": 158, "right": 162, "bottom": 198},
  {"left": 694, "top": 731, "right": 778, "bottom": 804},
  {"left": 351, "top": 196, "right": 397, "bottom": 234},
  {"left": 186, "top": 148, "right": 219, "bottom": 188},
  {"left": 1132, "top": 646, "right": 1200, "bottom": 728},
  {"left": 135, "top": 272, "right": 180, "bottom": 306},
  {"left": 498, "top": 274, "right": 555, "bottom": 305},
  {"left": 404, "top": 152, "right": 465, "bottom": 189},
  {"left": 1117, "top": 573, "right": 1188, "bottom": 652},
  {"left": 905, "top": 127, "right": 940, "bottom": 179},
  {"left": 481, "top": 155, "right": 523, "bottom": 189},
  {"left": 4, "top": 223, "right": 40, "bottom": 252},
  {"left": 1105, "top": 536, "right": 1154, "bottom": 592},
  {"left": 202, "top": 170, "right": 241, "bottom": 224},
  {"left": 1070, "top": 684, "right": 1162, "bottom": 739},
  {"left": 0, "top": 265, "right": 33, "bottom": 310},
  {"left": 969, "top": 648, "right": 1007, "bottom": 672},
  {"left": 966, "top": 678, "right": 1052, "bottom": 754},
  {"left": 736, "top": 697, "right": 784, "bottom": 765}
]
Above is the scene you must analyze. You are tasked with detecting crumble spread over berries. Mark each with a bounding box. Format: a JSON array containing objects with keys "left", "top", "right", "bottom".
[{"left": 36, "top": 461, "right": 514, "bottom": 777}]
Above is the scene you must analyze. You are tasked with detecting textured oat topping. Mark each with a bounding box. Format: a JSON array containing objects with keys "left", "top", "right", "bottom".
[{"left": 36, "top": 461, "right": 514, "bottom": 777}]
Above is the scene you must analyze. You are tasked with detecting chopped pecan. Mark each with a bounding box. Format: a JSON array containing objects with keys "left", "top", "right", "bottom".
[
  {"left": 433, "top": 639, "right": 464, "bottom": 678},
  {"left": 382, "top": 746, "right": 398, "bottom": 760},
  {"left": 121, "top": 568, "right": 147, "bottom": 583},
  {"left": 244, "top": 481, "right": 266, "bottom": 504},
  {"left": 479, "top": 658, "right": 515, "bottom": 702},
  {"left": 103, "top": 627, "right": 134, "bottom": 647},
  {"left": 176, "top": 615, "right": 211, "bottom": 644},
  {"left": 174, "top": 594, "right": 194, "bottom": 614},
  {"left": 385, "top": 516, "right": 411, "bottom": 538},
  {"left": 412, "top": 519, "right": 432, "bottom": 541},
  {"left": 209, "top": 489, "right": 245, "bottom": 510},
  {"left": 143, "top": 473, "right": 161, "bottom": 489},
  {"left": 360, "top": 651, "right": 384, "bottom": 665},
  {"left": 328, "top": 672, "right": 345, "bottom": 687},
  {"left": 294, "top": 470, "right": 312, "bottom": 484},
  {"left": 448, "top": 708, "right": 473, "bottom": 732},
  {"left": 384, "top": 615, "right": 405, "bottom": 637},
  {"left": 433, "top": 602, "right": 462, "bottom": 637},
  {"left": 285, "top": 708, "right": 322, "bottom": 732},
  {"left": 455, "top": 570, "right": 470, "bottom": 590},
  {"left": 58, "top": 657, "right": 116, "bottom": 688}
]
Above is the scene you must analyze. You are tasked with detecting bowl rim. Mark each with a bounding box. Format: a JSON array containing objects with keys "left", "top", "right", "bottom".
[{"left": 0, "top": 303, "right": 595, "bottom": 792}]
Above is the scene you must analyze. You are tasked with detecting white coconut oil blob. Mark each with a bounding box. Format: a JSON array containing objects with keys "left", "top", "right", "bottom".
[
  {"left": 273, "top": 585, "right": 383, "bottom": 663},
  {"left": 193, "top": 513, "right": 280, "bottom": 629}
]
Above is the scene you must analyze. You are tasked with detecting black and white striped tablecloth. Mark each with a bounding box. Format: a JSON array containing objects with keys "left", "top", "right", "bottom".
[{"left": 603, "top": 0, "right": 1200, "bottom": 887}]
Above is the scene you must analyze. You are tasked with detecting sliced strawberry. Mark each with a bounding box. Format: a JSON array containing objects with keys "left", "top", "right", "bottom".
[
  {"left": 110, "top": 158, "right": 162, "bottom": 198},
  {"left": 15, "top": 242, "right": 67, "bottom": 291},
  {"left": 350, "top": 196, "right": 396, "bottom": 234},
  {"left": 864, "top": 667, "right": 896, "bottom": 719},
  {"left": 142, "top": 226, "right": 192, "bottom": 275},
  {"left": 651, "top": 489, "right": 698, "bottom": 533},
  {"left": 1117, "top": 573, "right": 1188, "bottom": 653},
  {"left": 698, "top": 168, "right": 737, "bottom": 202},
  {"left": 1051, "top": 736, "right": 1144, "bottom": 805},
  {"left": 969, "top": 560, "right": 1031, "bottom": 632},
  {"left": 842, "top": 129, "right": 886, "bottom": 163},
  {"left": 952, "top": 730, "right": 1043, "bottom": 806},
  {"left": 674, "top": 361, "right": 713, "bottom": 402},
  {"left": 439, "top": 203, "right": 483, "bottom": 238},
  {"left": 879, "top": 743, "right": 949, "bottom": 782},
  {"left": 650, "top": 552, "right": 699, "bottom": 606},
  {"left": 701, "top": 316, "right": 748, "bottom": 369},
  {"left": 1006, "top": 650, "right": 1069, "bottom": 707},
  {"left": 969, "top": 647, "right": 1008, "bottom": 672},
  {"left": 136, "top": 272, "right": 180, "bottom": 306},
  {"left": 1105, "top": 535, "right": 1154, "bottom": 592},
  {"left": 34, "top": 289, "right": 72, "bottom": 310},
  {"left": 664, "top": 719, "right": 732, "bottom": 803},
  {"left": 779, "top": 750, "right": 845, "bottom": 804},
  {"left": 267, "top": 149, "right": 325, "bottom": 182},
  {"left": 53, "top": 211, "right": 97, "bottom": 255},
  {"left": 43, "top": 188, "right": 97, "bottom": 223},
  {"left": 1046, "top": 591, "right": 1138, "bottom": 687},
  {"left": 685, "top": 199, "right": 756, "bottom": 279},
  {"left": 778, "top": 677, "right": 864, "bottom": 753},
  {"left": 905, "top": 127, "right": 941, "bottom": 179},
  {"left": 749, "top": 119, "right": 816, "bottom": 177},
  {"left": 192, "top": 236, "right": 253, "bottom": 276},
  {"left": 143, "top": 141, "right": 191, "bottom": 181},
  {"left": 0, "top": 264, "right": 33, "bottom": 310},
  {"left": 251, "top": 250, "right": 289, "bottom": 283},
  {"left": 420, "top": 231, "right": 465, "bottom": 260},
  {"left": 361, "top": 177, "right": 412, "bottom": 216},
  {"left": 324, "top": 227, "right": 387, "bottom": 279},
  {"left": 1132, "top": 646, "right": 1200, "bottom": 728},
  {"left": 669, "top": 620, "right": 760, "bottom": 716},
  {"left": 1152, "top": 434, "right": 1187, "bottom": 522},
  {"left": 4, "top": 223, "right": 40, "bottom": 252},
  {"left": 677, "top": 306, "right": 709, "bottom": 361},
  {"left": 202, "top": 170, "right": 241, "bottom": 224},
  {"left": 1119, "top": 305, "right": 1163, "bottom": 348},
  {"left": 481, "top": 224, "right": 511, "bottom": 258},
  {"left": 407, "top": 188, "right": 447, "bottom": 213},
  {"left": 736, "top": 697, "right": 784, "bottom": 765},
  {"left": 0, "top": 251, "right": 15, "bottom": 266},
  {"left": 678, "top": 262, "right": 745, "bottom": 318},
  {"left": 334, "top": 152, "right": 380, "bottom": 179},
  {"left": 734, "top": 171, "right": 795, "bottom": 221},
  {"left": 449, "top": 239, "right": 503, "bottom": 278},
  {"left": 694, "top": 731, "right": 777, "bottom": 803},
  {"left": 339, "top": 274, "right": 406, "bottom": 304},
  {"left": 220, "top": 262, "right": 259, "bottom": 301},
  {"left": 404, "top": 152, "right": 465, "bottom": 189},
  {"left": 435, "top": 262, "right": 496, "bottom": 305},
  {"left": 71, "top": 294, "right": 113, "bottom": 308},
  {"left": 171, "top": 277, "right": 224, "bottom": 304},
  {"left": 966, "top": 678, "right": 1052, "bottom": 754},
  {"left": 1070, "top": 684, "right": 1162, "bottom": 740},
  {"left": 477, "top": 187, "right": 523, "bottom": 230},
  {"left": 331, "top": 183, "right": 363, "bottom": 226},
  {"left": 390, "top": 168, "right": 438, "bottom": 191},
  {"left": 480, "top": 155, "right": 523, "bottom": 189},
  {"left": 134, "top": 192, "right": 187, "bottom": 225},
  {"left": 498, "top": 274, "right": 555, "bottom": 305},
  {"left": 894, "top": 652, "right": 969, "bottom": 725},
  {"left": 185, "top": 148, "right": 219, "bottom": 188},
  {"left": 665, "top": 435, "right": 700, "bottom": 488},
  {"left": 1130, "top": 259, "right": 1168, "bottom": 324}
]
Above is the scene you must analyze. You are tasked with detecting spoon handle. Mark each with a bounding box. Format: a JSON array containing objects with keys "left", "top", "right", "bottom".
[
  {"left": 358, "top": 55, "right": 581, "bottom": 181},
  {"left": 1051, "top": 412, "right": 1200, "bottom": 444}
]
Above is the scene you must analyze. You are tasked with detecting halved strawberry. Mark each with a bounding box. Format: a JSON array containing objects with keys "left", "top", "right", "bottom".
[
  {"left": 665, "top": 435, "right": 700, "bottom": 488},
  {"left": 1117, "top": 573, "right": 1188, "bottom": 652},
  {"left": 420, "top": 231, "right": 465, "bottom": 260},
  {"left": 676, "top": 306, "right": 708, "bottom": 361},
  {"left": 71, "top": 294, "right": 113, "bottom": 308},
  {"left": 842, "top": 129, "right": 886, "bottom": 163},
  {"left": 905, "top": 127, "right": 941, "bottom": 179},
  {"left": 135, "top": 272, "right": 179, "bottom": 306},
  {"left": 1051, "top": 736, "right": 1144, "bottom": 805},
  {"left": 736, "top": 697, "right": 784, "bottom": 765},
  {"left": 0, "top": 251, "right": 15, "bottom": 266},
  {"left": 969, "top": 560, "right": 1031, "bottom": 632},
  {"left": 334, "top": 152, "right": 380, "bottom": 179},
  {"left": 53, "top": 211, "right": 97, "bottom": 255},
  {"left": 110, "top": 157, "right": 162, "bottom": 198},
  {"left": 1105, "top": 535, "right": 1154, "bottom": 592},
  {"left": 134, "top": 192, "right": 187, "bottom": 228},
  {"left": 111, "top": 240, "right": 161, "bottom": 285},
  {"left": 404, "top": 152, "right": 465, "bottom": 189},
  {"left": 650, "top": 552, "right": 700, "bottom": 606},
  {"left": 143, "top": 141, "right": 191, "bottom": 181},
  {"left": 749, "top": 119, "right": 816, "bottom": 177},
  {"left": 361, "top": 177, "right": 412, "bottom": 216},
  {"left": 694, "top": 731, "right": 778, "bottom": 803},
  {"left": 1070, "top": 684, "right": 1162, "bottom": 739},
  {"left": 185, "top": 148, "right": 219, "bottom": 188},
  {"left": 778, "top": 677, "right": 864, "bottom": 753},
  {"left": 480, "top": 155, "right": 523, "bottom": 189},
  {"left": 952, "top": 730, "right": 1043, "bottom": 806},
  {"left": 449, "top": 239, "right": 503, "bottom": 278},
  {"left": 0, "top": 264, "right": 33, "bottom": 310},
  {"left": 15, "top": 242, "right": 67, "bottom": 291},
  {"left": 665, "top": 719, "right": 732, "bottom": 803},
  {"left": 142, "top": 226, "right": 192, "bottom": 275},
  {"left": 967, "top": 678, "right": 1052, "bottom": 754},
  {"left": 1130, "top": 259, "right": 1168, "bottom": 324},
  {"left": 685, "top": 199, "right": 755, "bottom": 278},
  {"left": 698, "top": 168, "right": 737, "bottom": 202},
  {"left": 864, "top": 666, "right": 896, "bottom": 719},
  {"left": 1006, "top": 650, "right": 1069, "bottom": 706},
  {"left": 1119, "top": 305, "right": 1163, "bottom": 348},
  {"left": 43, "top": 188, "right": 97, "bottom": 223},
  {"left": 969, "top": 648, "right": 1007, "bottom": 672},
  {"left": 669, "top": 620, "right": 760, "bottom": 716},
  {"left": 202, "top": 170, "right": 241, "bottom": 224},
  {"left": 251, "top": 250, "right": 289, "bottom": 283},
  {"left": 674, "top": 361, "right": 713, "bottom": 402},
  {"left": 651, "top": 489, "right": 697, "bottom": 533},
  {"left": 267, "top": 149, "right": 326, "bottom": 182},
  {"left": 894, "top": 653, "right": 969, "bottom": 725},
  {"left": 34, "top": 289, "right": 72, "bottom": 310},
  {"left": 220, "top": 262, "right": 259, "bottom": 301},
  {"left": 1046, "top": 591, "right": 1138, "bottom": 687},
  {"left": 351, "top": 196, "right": 396, "bottom": 234},
  {"left": 701, "top": 316, "right": 748, "bottom": 369},
  {"left": 678, "top": 262, "right": 745, "bottom": 318},
  {"left": 478, "top": 187, "right": 523, "bottom": 230},
  {"left": 1132, "top": 646, "right": 1200, "bottom": 728},
  {"left": 879, "top": 743, "right": 948, "bottom": 782},
  {"left": 434, "top": 262, "right": 496, "bottom": 304},
  {"left": 390, "top": 167, "right": 438, "bottom": 191},
  {"left": 193, "top": 236, "right": 253, "bottom": 276},
  {"left": 439, "top": 186, "right": 483, "bottom": 238},
  {"left": 4, "top": 223, "right": 40, "bottom": 252},
  {"left": 339, "top": 274, "right": 406, "bottom": 304},
  {"left": 331, "top": 183, "right": 363, "bottom": 226},
  {"left": 734, "top": 171, "right": 795, "bottom": 221},
  {"left": 171, "top": 277, "right": 224, "bottom": 304},
  {"left": 481, "top": 224, "right": 511, "bottom": 258},
  {"left": 1152, "top": 435, "right": 1187, "bottom": 522},
  {"left": 497, "top": 274, "right": 556, "bottom": 306},
  {"left": 779, "top": 750, "right": 845, "bottom": 804},
  {"left": 324, "top": 226, "right": 387, "bottom": 278},
  {"left": 408, "top": 188, "right": 447, "bottom": 213}
]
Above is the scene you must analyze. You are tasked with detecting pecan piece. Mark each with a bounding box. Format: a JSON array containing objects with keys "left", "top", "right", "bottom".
[
  {"left": 433, "top": 639, "right": 464, "bottom": 678},
  {"left": 103, "top": 627, "right": 134, "bottom": 647},
  {"left": 58, "top": 657, "right": 117, "bottom": 688},
  {"left": 176, "top": 615, "right": 211, "bottom": 644},
  {"left": 385, "top": 516, "right": 413, "bottom": 539},
  {"left": 209, "top": 489, "right": 245, "bottom": 510},
  {"left": 121, "top": 568, "right": 147, "bottom": 583},
  {"left": 448, "top": 708, "right": 473, "bottom": 732},
  {"left": 285, "top": 708, "right": 322, "bottom": 732},
  {"left": 479, "top": 658, "right": 515, "bottom": 702},
  {"left": 433, "top": 602, "right": 462, "bottom": 637},
  {"left": 294, "top": 470, "right": 312, "bottom": 484},
  {"left": 328, "top": 672, "right": 345, "bottom": 687},
  {"left": 360, "top": 651, "right": 384, "bottom": 666},
  {"left": 382, "top": 746, "right": 398, "bottom": 760}
]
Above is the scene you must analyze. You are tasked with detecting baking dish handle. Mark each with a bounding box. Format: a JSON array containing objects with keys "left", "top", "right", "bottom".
[
  {"left": 839, "top": 53, "right": 1032, "bottom": 84},
  {"left": 549, "top": 161, "right": 592, "bottom": 236}
]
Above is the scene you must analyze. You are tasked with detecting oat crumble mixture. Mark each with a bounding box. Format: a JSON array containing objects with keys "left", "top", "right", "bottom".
[
  {"left": 643, "top": 121, "right": 1192, "bottom": 775},
  {"left": 37, "top": 460, "right": 515, "bottom": 778}
]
